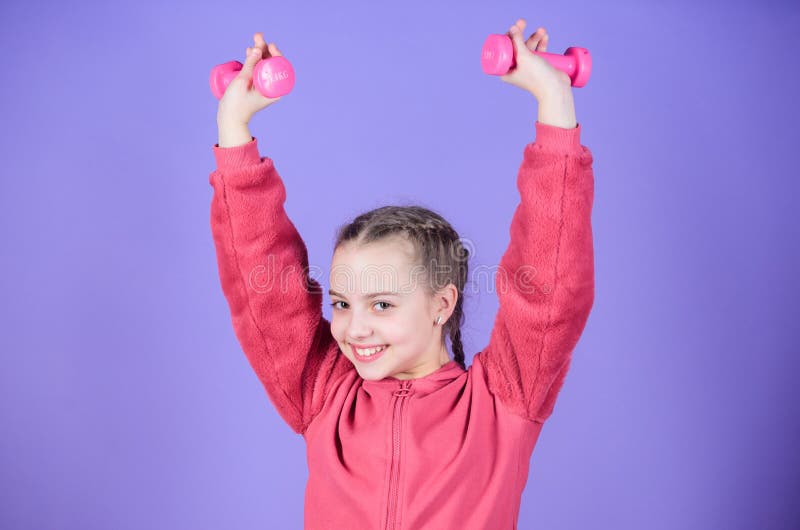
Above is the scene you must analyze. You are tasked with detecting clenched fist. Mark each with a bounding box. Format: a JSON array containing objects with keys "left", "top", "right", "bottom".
[
  {"left": 500, "top": 19, "right": 573, "bottom": 102},
  {"left": 217, "top": 32, "right": 285, "bottom": 126}
]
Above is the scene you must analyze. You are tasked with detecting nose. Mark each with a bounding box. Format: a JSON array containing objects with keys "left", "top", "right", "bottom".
[{"left": 345, "top": 314, "right": 373, "bottom": 341}]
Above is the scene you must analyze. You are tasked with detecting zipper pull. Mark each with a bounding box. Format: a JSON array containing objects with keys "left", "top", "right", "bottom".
[{"left": 393, "top": 380, "right": 413, "bottom": 397}]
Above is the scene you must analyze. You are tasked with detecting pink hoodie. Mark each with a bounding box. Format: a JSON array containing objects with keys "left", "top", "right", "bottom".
[{"left": 209, "top": 121, "right": 595, "bottom": 529}]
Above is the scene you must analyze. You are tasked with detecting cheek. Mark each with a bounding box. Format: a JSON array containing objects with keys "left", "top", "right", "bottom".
[
  {"left": 330, "top": 315, "right": 346, "bottom": 340},
  {"left": 387, "top": 313, "right": 425, "bottom": 345}
]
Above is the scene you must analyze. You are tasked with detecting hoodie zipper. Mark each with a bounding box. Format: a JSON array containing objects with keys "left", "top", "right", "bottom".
[{"left": 385, "top": 380, "right": 413, "bottom": 530}]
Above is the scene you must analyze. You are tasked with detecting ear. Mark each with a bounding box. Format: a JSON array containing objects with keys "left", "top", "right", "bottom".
[{"left": 433, "top": 283, "right": 459, "bottom": 325}]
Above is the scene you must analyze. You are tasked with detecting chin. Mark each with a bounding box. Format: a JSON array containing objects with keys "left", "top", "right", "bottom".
[
  {"left": 348, "top": 355, "right": 395, "bottom": 380},
  {"left": 358, "top": 371, "right": 387, "bottom": 381}
]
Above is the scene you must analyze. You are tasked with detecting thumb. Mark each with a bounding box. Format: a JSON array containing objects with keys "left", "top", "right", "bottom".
[{"left": 240, "top": 47, "right": 262, "bottom": 76}]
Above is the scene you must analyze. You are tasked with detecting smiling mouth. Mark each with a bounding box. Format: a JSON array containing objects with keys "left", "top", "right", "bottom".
[{"left": 351, "top": 344, "right": 388, "bottom": 361}]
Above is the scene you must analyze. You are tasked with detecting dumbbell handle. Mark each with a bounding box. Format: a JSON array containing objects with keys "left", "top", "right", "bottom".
[
  {"left": 209, "top": 56, "right": 296, "bottom": 99},
  {"left": 481, "top": 34, "right": 592, "bottom": 88}
]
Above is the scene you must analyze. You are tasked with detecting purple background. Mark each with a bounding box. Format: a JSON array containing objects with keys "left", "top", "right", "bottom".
[{"left": 2, "top": 0, "right": 798, "bottom": 528}]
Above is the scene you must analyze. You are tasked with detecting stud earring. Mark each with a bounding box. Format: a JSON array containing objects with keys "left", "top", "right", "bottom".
[{"left": 435, "top": 315, "right": 443, "bottom": 325}]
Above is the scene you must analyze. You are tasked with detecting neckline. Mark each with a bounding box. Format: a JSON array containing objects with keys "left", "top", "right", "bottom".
[{"left": 361, "top": 360, "right": 465, "bottom": 391}]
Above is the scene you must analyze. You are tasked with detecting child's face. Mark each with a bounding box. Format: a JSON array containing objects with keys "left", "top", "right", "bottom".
[{"left": 329, "top": 237, "right": 451, "bottom": 381}]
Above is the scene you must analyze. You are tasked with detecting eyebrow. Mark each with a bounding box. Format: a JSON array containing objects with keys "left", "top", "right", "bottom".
[{"left": 328, "top": 289, "right": 400, "bottom": 299}]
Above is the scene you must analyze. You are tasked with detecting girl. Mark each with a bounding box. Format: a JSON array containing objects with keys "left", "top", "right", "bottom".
[{"left": 210, "top": 18, "right": 594, "bottom": 530}]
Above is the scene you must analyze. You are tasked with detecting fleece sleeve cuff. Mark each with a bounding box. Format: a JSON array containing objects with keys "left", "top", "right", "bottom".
[
  {"left": 534, "top": 121, "right": 582, "bottom": 155},
  {"left": 212, "top": 136, "right": 262, "bottom": 170}
]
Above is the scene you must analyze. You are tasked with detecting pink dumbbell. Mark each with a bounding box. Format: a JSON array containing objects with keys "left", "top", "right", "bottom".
[
  {"left": 481, "top": 34, "right": 592, "bottom": 88},
  {"left": 209, "top": 55, "right": 296, "bottom": 99}
]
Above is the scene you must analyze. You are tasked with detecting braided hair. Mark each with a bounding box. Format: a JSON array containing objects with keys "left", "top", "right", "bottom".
[{"left": 333, "top": 205, "right": 469, "bottom": 370}]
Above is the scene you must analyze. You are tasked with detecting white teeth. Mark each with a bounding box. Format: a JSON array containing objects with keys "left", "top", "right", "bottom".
[{"left": 355, "top": 345, "right": 387, "bottom": 356}]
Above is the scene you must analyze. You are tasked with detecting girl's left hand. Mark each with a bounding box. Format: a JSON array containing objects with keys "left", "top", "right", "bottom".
[{"left": 500, "top": 19, "right": 572, "bottom": 101}]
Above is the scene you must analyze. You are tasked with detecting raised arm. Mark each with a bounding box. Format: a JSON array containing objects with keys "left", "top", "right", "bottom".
[
  {"left": 209, "top": 135, "right": 354, "bottom": 435},
  {"left": 479, "top": 120, "right": 595, "bottom": 423}
]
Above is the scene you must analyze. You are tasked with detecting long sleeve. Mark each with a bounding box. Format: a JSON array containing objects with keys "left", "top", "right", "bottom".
[
  {"left": 479, "top": 121, "right": 595, "bottom": 424},
  {"left": 208, "top": 137, "right": 354, "bottom": 435}
]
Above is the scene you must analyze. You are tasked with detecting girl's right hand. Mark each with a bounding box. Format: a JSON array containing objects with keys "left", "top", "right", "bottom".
[{"left": 217, "top": 32, "right": 284, "bottom": 126}]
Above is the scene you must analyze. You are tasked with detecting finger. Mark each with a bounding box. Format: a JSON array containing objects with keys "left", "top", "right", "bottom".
[
  {"left": 241, "top": 46, "right": 262, "bottom": 76},
  {"left": 267, "top": 42, "right": 283, "bottom": 57},
  {"left": 253, "top": 32, "right": 267, "bottom": 57},
  {"left": 525, "top": 27, "right": 548, "bottom": 52},
  {"left": 508, "top": 22, "right": 529, "bottom": 54},
  {"left": 506, "top": 18, "right": 525, "bottom": 38}
]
